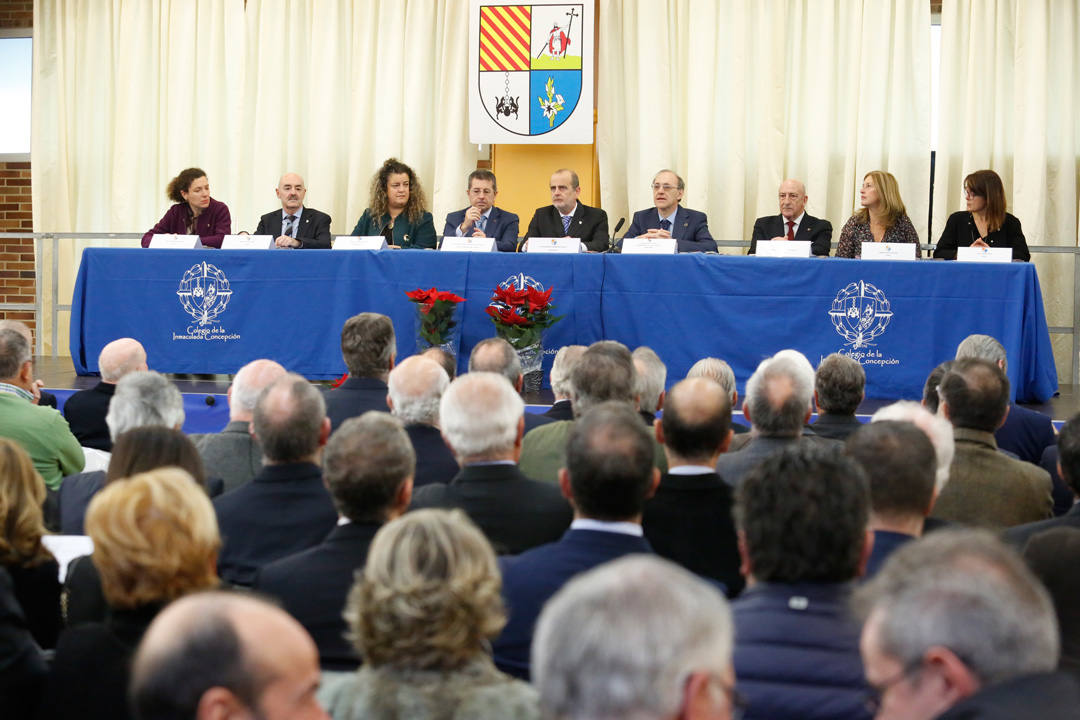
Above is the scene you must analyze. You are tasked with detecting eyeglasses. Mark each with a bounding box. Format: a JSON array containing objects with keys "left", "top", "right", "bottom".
[
  {"left": 863, "top": 660, "right": 925, "bottom": 714},
  {"left": 963, "top": 188, "right": 984, "bottom": 198},
  {"left": 651, "top": 183, "right": 679, "bottom": 192}
]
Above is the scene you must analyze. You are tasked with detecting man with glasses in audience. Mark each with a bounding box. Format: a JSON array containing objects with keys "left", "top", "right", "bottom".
[
  {"left": 622, "top": 169, "right": 717, "bottom": 253},
  {"left": 749, "top": 179, "right": 832, "bottom": 256}
]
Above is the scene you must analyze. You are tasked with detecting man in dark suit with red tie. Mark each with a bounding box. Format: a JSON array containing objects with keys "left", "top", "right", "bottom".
[
  {"left": 254, "top": 172, "right": 332, "bottom": 249},
  {"left": 749, "top": 178, "right": 832, "bottom": 256},
  {"left": 525, "top": 168, "right": 609, "bottom": 252},
  {"left": 622, "top": 170, "right": 717, "bottom": 253}
]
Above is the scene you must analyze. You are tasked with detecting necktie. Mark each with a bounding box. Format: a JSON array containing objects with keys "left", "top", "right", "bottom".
[
  {"left": 562, "top": 215, "right": 572, "bottom": 234},
  {"left": 285, "top": 215, "right": 297, "bottom": 237},
  {"left": 786, "top": 220, "right": 795, "bottom": 241},
  {"left": 476, "top": 215, "right": 486, "bottom": 234},
  {"left": 659, "top": 218, "right": 671, "bottom": 232}
]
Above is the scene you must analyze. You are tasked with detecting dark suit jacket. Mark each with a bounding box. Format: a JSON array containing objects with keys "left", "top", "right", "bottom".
[
  {"left": 936, "top": 671, "right": 1080, "bottom": 720},
  {"left": 255, "top": 206, "right": 332, "bottom": 249},
  {"left": 525, "top": 202, "right": 610, "bottom": 252},
  {"left": 443, "top": 206, "right": 520, "bottom": 252},
  {"left": 0, "top": 566, "right": 47, "bottom": 719},
  {"left": 933, "top": 211, "right": 1030, "bottom": 261},
  {"left": 324, "top": 376, "right": 389, "bottom": 433},
  {"left": 865, "top": 530, "right": 916, "bottom": 578},
  {"left": 622, "top": 206, "right": 717, "bottom": 253},
  {"left": 411, "top": 463, "right": 572, "bottom": 555},
  {"left": 493, "top": 528, "right": 653, "bottom": 679},
  {"left": 213, "top": 462, "right": 337, "bottom": 586},
  {"left": 749, "top": 213, "right": 833, "bottom": 256},
  {"left": 58, "top": 470, "right": 106, "bottom": 535},
  {"left": 542, "top": 399, "right": 573, "bottom": 421},
  {"left": 1039, "top": 446, "right": 1076, "bottom": 517},
  {"left": 807, "top": 413, "right": 863, "bottom": 441},
  {"left": 524, "top": 410, "right": 557, "bottom": 435},
  {"left": 1003, "top": 503, "right": 1080, "bottom": 550},
  {"left": 643, "top": 471, "right": 743, "bottom": 596},
  {"left": 405, "top": 423, "right": 459, "bottom": 488},
  {"left": 5, "top": 560, "right": 61, "bottom": 650},
  {"left": 254, "top": 522, "right": 381, "bottom": 670},
  {"left": 716, "top": 435, "right": 835, "bottom": 487},
  {"left": 62, "top": 382, "right": 115, "bottom": 451},
  {"left": 996, "top": 402, "right": 1056, "bottom": 465}
]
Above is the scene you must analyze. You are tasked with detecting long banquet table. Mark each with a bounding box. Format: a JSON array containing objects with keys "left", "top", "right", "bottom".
[{"left": 70, "top": 248, "right": 1059, "bottom": 402}]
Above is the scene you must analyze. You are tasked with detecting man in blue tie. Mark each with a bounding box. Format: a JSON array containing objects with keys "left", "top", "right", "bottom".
[
  {"left": 253, "top": 172, "right": 333, "bottom": 249},
  {"left": 442, "top": 170, "right": 520, "bottom": 252},
  {"left": 524, "top": 168, "right": 610, "bottom": 252},
  {"left": 623, "top": 170, "right": 717, "bottom": 253}
]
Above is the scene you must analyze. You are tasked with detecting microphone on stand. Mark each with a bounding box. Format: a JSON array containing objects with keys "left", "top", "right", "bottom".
[{"left": 606, "top": 218, "right": 626, "bottom": 253}]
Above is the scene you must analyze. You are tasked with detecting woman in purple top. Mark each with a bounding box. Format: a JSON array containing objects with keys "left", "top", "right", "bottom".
[
  {"left": 836, "top": 170, "right": 921, "bottom": 258},
  {"left": 141, "top": 167, "right": 231, "bottom": 248}
]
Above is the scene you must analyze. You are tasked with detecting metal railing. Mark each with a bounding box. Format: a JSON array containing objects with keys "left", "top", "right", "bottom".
[{"left": 3, "top": 232, "right": 1079, "bottom": 385}]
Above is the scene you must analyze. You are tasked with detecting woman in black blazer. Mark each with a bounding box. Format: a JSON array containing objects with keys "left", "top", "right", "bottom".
[{"left": 934, "top": 169, "right": 1030, "bottom": 261}]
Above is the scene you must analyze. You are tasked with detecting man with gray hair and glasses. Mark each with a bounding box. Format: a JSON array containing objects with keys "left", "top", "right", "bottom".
[
  {"left": 386, "top": 355, "right": 457, "bottom": 488},
  {"left": 532, "top": 555, "right": 741, "bottom": 720},
  {"left": 855, "top": 529, "right": 1080, "bottom": 718}
]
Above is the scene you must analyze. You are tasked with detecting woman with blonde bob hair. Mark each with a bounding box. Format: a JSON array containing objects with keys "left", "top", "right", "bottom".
[
  {"left": 0, "top": 438, "right": 60, "bottom": 648},
  {"left": 41, "top": 468, "right": 221, "bottom": 720},
  {"left": 836, "top": 170, "right": 921, "bottom": 258},
  {"left": 320, "top": 509, "right": 539, "bottom": 719}
]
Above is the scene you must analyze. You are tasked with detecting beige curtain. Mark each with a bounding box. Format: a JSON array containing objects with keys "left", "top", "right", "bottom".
[{"left": 597, "top": 0, "right": 931, "bottom": 247}]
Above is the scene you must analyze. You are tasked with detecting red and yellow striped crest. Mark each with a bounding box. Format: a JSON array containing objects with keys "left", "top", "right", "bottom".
[{"left": 479, "top": 5, "right": 531, "bottom": 71}]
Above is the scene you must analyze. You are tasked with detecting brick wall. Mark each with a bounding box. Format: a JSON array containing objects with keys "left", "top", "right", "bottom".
[{"left": 0, "top": 0, "right": 31, "bottom": 29}]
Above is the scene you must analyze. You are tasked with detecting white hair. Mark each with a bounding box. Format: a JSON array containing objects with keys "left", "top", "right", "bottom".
[
  {"left": 438, "top": 372, "right": 523, "bottom": 460},
  {"left": 955, "top": 334, "right": 1007, "bottom": 372},
  {"left": 686, "top": 357, "right": 736, "bottom": 405},
  {"left": 632, "top": 347, "right": 667, "bottom": 414},
  {"left": 872, "top": 400, "right": 954, "bottom": 492},
  {"left": 744, "top": 352, "right": 814, "bottom": 435},
  {"left": 388, "top": 358, "right": 450, "bottom": 426},
  {"left": 105, "top": 371, "right": 185, "bottom": 440},
  {"left": 550, "top": 345, "right": 586, "bottom": 398}
]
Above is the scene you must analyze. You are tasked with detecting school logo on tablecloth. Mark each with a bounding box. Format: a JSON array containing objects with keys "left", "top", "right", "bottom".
[
  {"left": 470, "top": 1, "right": 594, "bottom": 143},
  {"left": 173, "top": 262, "right": 241, "bottom": 343},
  {"left": 829, "top": 280, "right": 892, "bottom": 350}
]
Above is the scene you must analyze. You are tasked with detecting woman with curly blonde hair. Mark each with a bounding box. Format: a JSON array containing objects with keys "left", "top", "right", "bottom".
[
  {"left": 320, "top": 508, "right": 539, "bottom": 719},
  {"left": 0, "top": 437, "right": 60, "bottom": 648},
  {"left": 349, "top": 157, "right": 437, "bottom": 249}
]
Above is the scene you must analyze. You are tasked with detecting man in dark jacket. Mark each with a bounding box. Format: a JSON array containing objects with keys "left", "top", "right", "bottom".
[
  {"left": 323, "top": 313, "right": 395, "bottom": 431},
  {"left": 807, "top": 353, "right": 864, "bottom": 440}
]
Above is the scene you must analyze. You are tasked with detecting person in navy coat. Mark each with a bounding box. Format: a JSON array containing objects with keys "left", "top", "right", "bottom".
[
  {"left": 622, "top": 170, "right": 717, "bottom": 253},
  {"left": 443, "top": 170, "right": 520, "bottom": 252}
]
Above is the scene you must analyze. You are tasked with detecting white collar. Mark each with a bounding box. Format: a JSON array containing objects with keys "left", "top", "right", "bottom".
[{"left": 570, "top": 518, "right": 643, "bottom": 536}]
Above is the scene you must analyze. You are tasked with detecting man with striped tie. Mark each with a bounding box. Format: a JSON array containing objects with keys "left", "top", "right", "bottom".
[
  {"left": 524, "top": 168, "right": 610, "bottom": 252},
  {"left": 254, "top": 172, "right": 333, "bottom": 249},
  {"left": 442, "top": 169, "right": 520, "bottom": 252}
]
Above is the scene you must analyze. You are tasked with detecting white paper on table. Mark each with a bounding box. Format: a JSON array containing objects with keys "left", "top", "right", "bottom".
[
  {"left": 860, "top": 242, "right": 917, "bottom": 261},
  {"left": 148, "top": 234, "right": 201, "bottom": 249},
  {"left": 333, "top": 235, "right": 387, "bottom": 250},
  {"left": 440, "top": 236, "right": 496, "bottom": 252},
  {"left": 956, "top": 246, "right": 1013, "bottom": 263},
  {"left": 526, "top": 237, "right": 582, "bottom": 253},
  {"left": 621, "top": 237, "right": 678, "bottom": 254},
  {"left": 755, "top": 240, "right": 812, "bottom": 258},
  {"left": 221, "top": 234, "right": 274, "bottom": 250}
]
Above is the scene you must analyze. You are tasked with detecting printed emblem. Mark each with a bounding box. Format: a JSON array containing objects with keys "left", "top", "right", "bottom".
[
  {"left": 829, "top": 280, "right": 892, "bottom": 349},
  {"left": 177, "top": 262, "right": 232, "bottom": 326}
]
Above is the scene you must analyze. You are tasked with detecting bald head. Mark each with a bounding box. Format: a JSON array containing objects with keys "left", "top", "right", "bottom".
[
  {"left": 229, "top": 359, "right": 287, "bottom": 422},
  {"left": 132, "top": 592, "right": 324, "bottom": 720},
  {"left": 387, "top": 355, "right": 450, "bottom": 426},
  {"left": 659, "top": 378, "right": 733, "bottom": 466},
  {"left": 468, "top": 337, "right": 522, "bottom": 389},
  {"left": 778, "top": 178, "right": 808, "bottom": 221},
  {"left": 276, "top": 172, "right": 307, "bottom": 214},
  {"left": 98, "top": 338, "right": 148, "bottom": 383}
]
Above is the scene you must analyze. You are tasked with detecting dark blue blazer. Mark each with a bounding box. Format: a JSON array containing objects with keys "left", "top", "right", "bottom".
[
  {"left": 622, "top": 206, "right": 717, "bottom": 253},
  {"left": 405, "top": 423, "right": 460, "bottom": 488},
  {"left": 323, "top": 376, "right": 389, "bottom": 434},
  {"left": 864, "top": 530, "right": 916, "bottom": 578},
  {"left": 492, "top": 528, "right": 653, "bottom": 679},
  {"left": 62, "top": 381, "right": 115, "bottom": 451},
  {"left": 996, "top": 403, "right": 1055, "bottom": 465},
  {"left": 1038, "top": 445, "right": 1076, "bottom": 517},
  {"left": 442, "top": 206, "right": 520, "bottom": 252},
  {"left": 1003, "top": 503, "right": 1080, "bottom": 550}
]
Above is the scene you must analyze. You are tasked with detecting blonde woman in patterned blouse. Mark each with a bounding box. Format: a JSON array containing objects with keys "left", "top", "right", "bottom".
[{"left": 836, "top": 170, "right": 921, "bottom": 258}]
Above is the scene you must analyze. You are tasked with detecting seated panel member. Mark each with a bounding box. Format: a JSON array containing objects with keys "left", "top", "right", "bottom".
[
  {"left": 525, "top": 168, "right": 609, "bottom": 252},
  {"left": 254, "top": 173, "right": 332, "bottom": 249},
  {"left": 749, "top": 179, "right": 832, "bottom": 256},
  {"left": 443, "top": 169, "right": 520, "bottom": 252},
  {"left": 836, "top": 170, "right": 921, "bottom": 258},
  {"left": 622, "top": 170, "right": 717, "bottom": 253},
  {"left": 934, "top": 169, "right": 1030, "bottom": 261},
  {"left": 350, "top": 158, "right": 437, "bottom": 249},
  {"left": 141, "top": 167, "right": 231, "bottom": 248}
]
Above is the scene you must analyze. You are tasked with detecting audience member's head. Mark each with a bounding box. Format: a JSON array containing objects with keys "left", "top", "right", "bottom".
[
  {"left": 420, "top": 346, "right": 457, "bottom": 380},
  {"left": 815, "top": 353, "right": 865, "bottom": 416},
  {"left": 872, "top": 400, "right": 955, "bottom": 492},
  {"left": 921, "top": 360, "right": 954, "bottom": 414},
  {"left": 562, "top": 402, "right": 657, "bottom": 522},
  {"left": 1021, "top": 527, "right": 1080, "bottom": 678},
  {"left": 228, "top": 359, "right": 286, "bottom": 423},
  {"left": 855, "top": 530, "right": 1058, "bottom": 716},
  {"left": 323, "top": 412, "right": 415, "bottom": 525},
  {"left": 97, "top": 338, "right": 148, "bottom": 384},
  {"left": 533, "top": 556, "right": 736, "bottom": 720},
  {"left": 105, "top": 426, "right": 208, "bottom": 488},
  {"left": 743, "top": 353, "right": 814, "bottom": 436},
  {"left": 550, "top": 345, "right": 586, "bottom": 402},
  {"left": 658, "top": 377, "right": 732, "bottom": 466},
  {"left": 736, "top": 444, "right": 870, "bottom": 583},
  {"left": 252, "top": 374, "right": 330, "bottom": 464},
  {"left": 955, "top": 333, "right": 1008, "bottom": 371},
  {"left": 468, "top": 337, "right": 522, "bottom": 390},
  {"left": 938, "top": 358, "right": 1010, "bottom": 433},
  {"left": 0, "top": 327, "right": 32, "bottom": 386},
  {"left": 686, "top": 357, "right": 738, "bottom": 407},
  {"left": 1056, "top": 414, "right": 1080, "bottom": 498},
  {"left": 86, "top": 468, "right": 220, "bottom": 610},
  {"left": 632, "top": 346, "right": 667, "bottom": 415},
  {"left": 847, "top": 421, "right": 937, "bottom": 528},
  {"left": 0, "top": 319, "right": 34, "bottom": 347},
  {"left": 387, "top": 355, "right": 449, "bottom": 427},
  {"left": 340, "top": 313, "right": 396, "bottom": 380},
  {"left": 570, "top": 342, "right": 637, "bottom": 418},
  {"left": 439, "top": 372, "right": 524, "bottom": 463},
  {"left": 347, "top": 508, "right": 505, "bottom": 671},
  {"left": 0, "top": 438, "right": 51, "bottom": 567},
  {"left": 131, "top": 592, "right": 324, "bottom": 720},
  {"left": 105, "top": 370, "right": 185, "bottom": 441}
]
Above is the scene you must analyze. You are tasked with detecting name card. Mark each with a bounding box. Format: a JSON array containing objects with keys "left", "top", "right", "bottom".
[
  {"left": 148, "top": 233, "right": 201, "bottom": 249},
  {"left": 861, "top": 242, "right": 917, "bottom": 261},
  {"left": 621, "top": 236, "right": 678, "bottom": 254},
  {"left": 334, "top": 235, "right": 387, "bottom": 250},
  {"left": 440, "top": 235, "right": 496, "bottom": 252},
  {"left": 956, "top": 246, "right": 1013, "bottom": 263},
  {"left": 41, "top": 535, "right": 94, "bottom": 582},
  {"left": 526, "top": 236, "right": 582, "bottom": 253},
  {"left": 755, "top": 240, "right": 812, "bottom": 258},
  {"left": 221, "top": 234, "right": 274, "bottom": 250}
]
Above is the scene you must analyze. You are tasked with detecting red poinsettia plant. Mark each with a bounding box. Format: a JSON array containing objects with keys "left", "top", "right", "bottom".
[
  {"left": 406, "top": 287, "right": 466, "bottom": 348},
  {"left": 486, "top": 284, "right": 563, "bottom": 350}
]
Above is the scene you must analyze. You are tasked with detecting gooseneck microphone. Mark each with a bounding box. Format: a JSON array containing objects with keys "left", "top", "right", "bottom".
[{"left": 607, "top": 217, "right": 626, "bottom": 253}]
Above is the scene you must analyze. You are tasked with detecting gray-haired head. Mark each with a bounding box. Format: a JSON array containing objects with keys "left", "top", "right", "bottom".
[
  {"left": 632, "top": 346, "right": 667, "bottom": 415},
  {"left": 468, "top": 337, "right": 522, "bottom": 389},
  {"left": 872, "top": 400, "right": 954, "bottom": 492},
  {"left": 420, "top": 346, "right": 457, "bottom": 380},
  {"left": 550, "top": 345, "right": 587, "bottom": 400},
  {"left": 340, "top": 313, "right": 396, "bottom": 380},
  {"left": 388, "top": 355, "right": 450, "bottom": 426},
  {"left": 252, "top": 373, "right": 327, "bottom": 463},
  {"left": 105, "top": 371, "right": 185, "bottom": 441},
  {"left": 97, "top": 338, "right": 148, "bottom": 384},
  {"left": 570, "top": 342, "right": 637, "bottom": 418},
  {"left": 324, "top": 412, "right": 415, "bottom": 524},
  {"left": 229, "top": 359, "right": 287, "bottom": 423},
  {"left": 0, "top": 328, "right": 31, "bottom": 381},
  {"left": 855, "top": 529, "right": 1059, "bottom": 687},
  {"left": 815, "top": 353, "right": 865, "bottom": 416},
  {"left": 744, "top": 352, "right": 814, "bottom": 436},
  {"left": 533, "top": 555, "right": 733, "bottom": 720},
  {"left": 955, "top": 333, "right": 1007, "bottom": 372},
  {"left": 686, "top": 357, "right": 737, "bottom": 405},
  {"left": 439, "top": 372, "right": 524, "bottom": 462}
]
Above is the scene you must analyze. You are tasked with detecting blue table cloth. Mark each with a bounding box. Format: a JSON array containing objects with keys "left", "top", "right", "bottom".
[{"left": 70, "top": 249, "right": 1058, "bottom": 402}]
